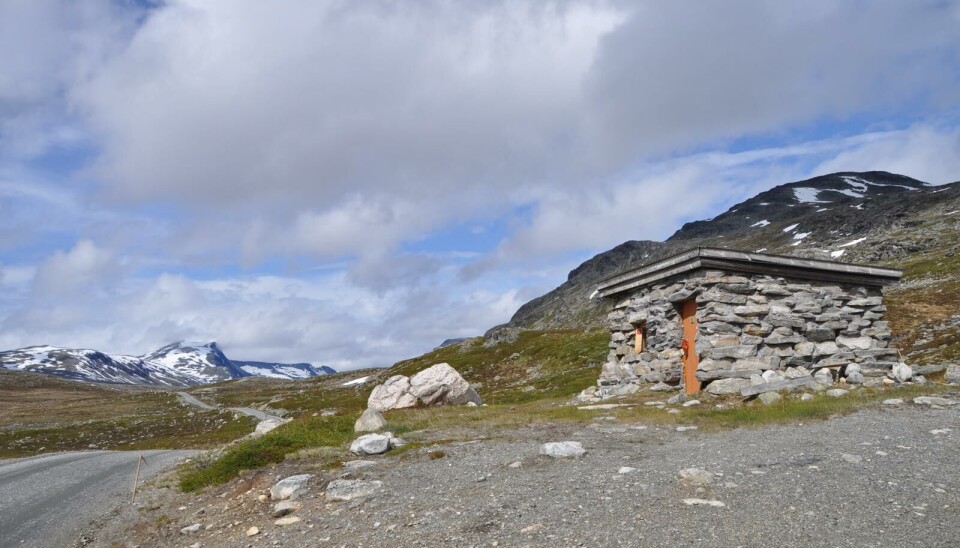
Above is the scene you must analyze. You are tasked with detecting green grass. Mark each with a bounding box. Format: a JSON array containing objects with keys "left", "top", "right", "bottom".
[
  {"left": 0, "top": 408, "right": 256, "bottom": 459},
  {"left": 178, "top": 415, "right": 356, "bottom": 492}
]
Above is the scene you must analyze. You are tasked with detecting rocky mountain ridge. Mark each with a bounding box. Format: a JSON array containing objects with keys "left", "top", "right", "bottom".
[
  {"left": 0, "top": 341, "right": 335, "bottom": 387},
  {"left": 497, "top": 171, "right": 960, "bottom": 333}
]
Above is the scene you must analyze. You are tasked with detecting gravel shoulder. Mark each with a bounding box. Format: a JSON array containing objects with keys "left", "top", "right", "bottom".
[
  {"left": 89, "top": 400, "right": 960, "bottom": 547},
  {"left": 0, "top": 450, "right": 196, "bottom": 548}
]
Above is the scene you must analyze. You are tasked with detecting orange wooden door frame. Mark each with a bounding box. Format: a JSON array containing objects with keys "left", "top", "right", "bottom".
[{"left": 680, "top": 299, "right": 701, "bottom": 394}]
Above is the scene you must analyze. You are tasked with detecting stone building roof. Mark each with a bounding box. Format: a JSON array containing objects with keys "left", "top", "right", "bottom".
[{"left": 596, "top": 247, "right": 902, "bottom": 299}]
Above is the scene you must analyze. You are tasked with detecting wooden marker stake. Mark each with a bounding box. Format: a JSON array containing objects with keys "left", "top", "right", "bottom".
[{"left": 132, "top": 454, "right": 147, "bottom": 503}]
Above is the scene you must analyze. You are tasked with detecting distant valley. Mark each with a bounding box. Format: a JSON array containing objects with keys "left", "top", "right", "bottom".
[{"left": 0, "top": 341, "right": 335, "bottom": 387}]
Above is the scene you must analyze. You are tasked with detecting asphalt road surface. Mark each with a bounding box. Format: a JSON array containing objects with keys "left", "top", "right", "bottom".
[
  {"left": 0, "top": 450, "right": 196, "bottom": 548},
  {"left": 176, "top": 391, "right": 280, "bottom": 421}
]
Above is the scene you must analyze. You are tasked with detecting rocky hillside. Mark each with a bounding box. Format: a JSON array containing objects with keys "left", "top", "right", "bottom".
[
  {"left": 0, "top": 341, "right": 335, "bottom": 387},
  {"left": 495, "top": 171, "right": 960, "bottom": 363}
]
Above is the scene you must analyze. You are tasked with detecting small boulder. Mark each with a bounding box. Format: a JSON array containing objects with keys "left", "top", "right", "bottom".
[
  {"left": 890, "top": 362, "right": 913, "bottom": 383},
  {"left": 245, "top": 526, "right": 259, "bottom": 537},
  {"left": 350, "top": 433, "right": 392, "bottom": 455},
  {"left": 826, "top": 388, "right": 848, "bottom": 398},
  {"left": 325, "top": 479, "right": 383, "bottom": 501},
  {"left": 354, "top": 408, "right": 387, "bottom": 433},
  {"left": 678, "top": 467, "right": 714, "bottom": 485},
  {"left": 272, "top": 500, "right": 302, "bottom": 518},
  {"left": 539, "top": 441, "right": 586, "bottom": 458},
  {"left": 180, "top": 524, "right": 202, "bottom": 534},
  {"left": 274, "top": 516, "right": 302, "bottom": 526},
  {"left": 846, "top": 371, "right": 865, "bottom": 385},
  {"left": 758, "top": 392, "right": 782, "bottom": 405},
  {"left": 800, "top": 393, "right": 814, "bottom": 401},
  {"left": 883, "top": 399, "right": 904, "bottom": 406},
  {"left": 270, "top": 474, "right": 312, "bottom": 501}
]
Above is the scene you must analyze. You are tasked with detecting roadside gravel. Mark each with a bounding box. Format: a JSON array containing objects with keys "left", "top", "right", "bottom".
[{"left": 89, "top": 399, "right": 960, "bottom": 547}]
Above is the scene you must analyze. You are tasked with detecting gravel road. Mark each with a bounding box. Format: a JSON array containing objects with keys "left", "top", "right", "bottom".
[
  {"left": 177, "top": 391, "right": 280, "bottom": 421},
  {"left": 0, "top": 450, "right": 196, "bottom": 548},
  {"left": 101, "top": 397, "right": 960, "bottom": 547}
]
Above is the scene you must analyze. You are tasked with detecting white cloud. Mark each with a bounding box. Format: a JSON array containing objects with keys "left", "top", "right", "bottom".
[
  {"left": 32, "top": 239, "right": 118, "bottom": 297},
  {"left": 813, "top": 124, "right": 960, "bottom": 185}
]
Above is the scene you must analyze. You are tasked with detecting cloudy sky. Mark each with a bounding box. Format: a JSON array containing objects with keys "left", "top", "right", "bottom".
[{"left": 1, "top": 1, "right": 959, "bottom": 370}]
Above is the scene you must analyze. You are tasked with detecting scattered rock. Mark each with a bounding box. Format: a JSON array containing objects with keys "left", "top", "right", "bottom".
[
  {"left": 682, "top": 400, "right": 701, "bottom": 407},
  {"left": 253, "top": 418, "right": 290, "bottom": 437},
  {"left": 270, "top": 475, "right": 312, "bottom": 501},
  {"left": 826, "top": 389, "right": 848, "bottom": 398},
  {"left": 618, "top": 466, "right": 637, "bottom": 474},
  {"left": 539, "top": 441, "right": 586, "bottom": 458},
  {"left": 342, "top": 460, "right": 377, "bottom": 470},
  {"left": 245, "top": 526, "right": 259, "bottom": 537},
  {"left": 354, "top": 408, "right": 388, "bottom": 433},
  {"left": 946, "top": 365, "right": 960, "bottom": 384},
  {"left": 813, "top": 368, "right": 834, "bottom": 386},
  {"left": 800, "top": 393, "right": 814, "bottom": 401},
  {"left": 679, "top": 467, "right": 714, "bottom": 485},
  {"left": 508, "top": 461, "right": 523, "bottom": 468},
  {"left": 883, "top": 399, "right": 904, "bottom": 406},
  {"left": 841, "top": 453, "right": 862, "bottom": 464},
  {"left": 325, "top": 479, "right": 383, "bottom": 501},
  {"left": 913, "top": 396, "right": 956, "bottom": 406},
  {"left": 930, "top": 428, "right": 952, "bottom": 435},
  {"left": 274, "top": 516, "right": 302, "bottom": 526},
  {"left": 758, "top": 392, "right": 782, "bottom": 405},
  {"left": 682, "top": 498, "right": 726, "bottom": 507},
  {"left": 180, "top": 523, "right": 202, "bottom": 534},
  {"left": 705, "top": 378, "right": 751, "bottom": 395},
  {"left": 676, "top": 426, "right": 698, "bottom": 432},
  {"left": 650, "top": 382, "right": 675, "bottom": 392},
  {"left": 272, "top": 500, "right": 302, "bottom": 518}
]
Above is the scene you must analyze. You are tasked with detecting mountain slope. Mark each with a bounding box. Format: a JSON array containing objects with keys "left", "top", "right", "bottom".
[
  {"left": 0, "top": 341, "right": 335, "bottom": 387},
  {"left": 493, "top": 171, "right": 960, "bottom": 362}
]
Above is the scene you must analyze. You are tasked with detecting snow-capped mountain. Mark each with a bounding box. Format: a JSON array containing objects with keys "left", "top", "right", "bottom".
[
  {"left": 496, "top": 171, "right": 959, "bottom": 331},
  {"left": 0, "top": 341, "right": 335, "bottom": 387},
  {"left": 232, "top": 361, "right": 336, "bottom": 379}
]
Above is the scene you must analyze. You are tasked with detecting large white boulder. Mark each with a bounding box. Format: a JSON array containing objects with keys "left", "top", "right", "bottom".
[
  {"left": 409, "top": 363, "right": 483, "bottom": 406},
  {"left": 367, "top": 375, "right": 418, "bottom": 412}
]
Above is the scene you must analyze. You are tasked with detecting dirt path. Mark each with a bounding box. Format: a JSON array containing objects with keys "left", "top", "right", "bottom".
[{"left": 177, "top": 391, "right": 282, "bottom": 422}]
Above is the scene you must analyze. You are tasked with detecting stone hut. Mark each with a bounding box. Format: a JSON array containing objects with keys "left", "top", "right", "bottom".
[{"left": 594, "top": 248, "right": 902, "bottom": 396}]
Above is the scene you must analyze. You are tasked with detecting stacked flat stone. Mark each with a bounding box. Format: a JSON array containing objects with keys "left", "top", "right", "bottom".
[{"left": 599, "top": 269, "right": 896, "bottom": 395}]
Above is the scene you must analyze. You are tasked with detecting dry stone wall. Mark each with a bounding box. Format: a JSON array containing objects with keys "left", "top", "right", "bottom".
[{"left": 600, "top": 268, "right": 896, "bottom": 395}]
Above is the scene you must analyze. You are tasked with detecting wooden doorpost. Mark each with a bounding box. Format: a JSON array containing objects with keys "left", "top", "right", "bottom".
[{"left": 680, "top": 299, "right": 701, "bottom": 394}]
